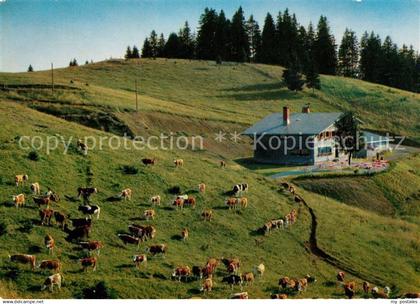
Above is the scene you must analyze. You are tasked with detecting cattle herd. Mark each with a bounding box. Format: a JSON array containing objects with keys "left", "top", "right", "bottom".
[{"left": 5, "top": 158, "right": 419, "bottom": 299}]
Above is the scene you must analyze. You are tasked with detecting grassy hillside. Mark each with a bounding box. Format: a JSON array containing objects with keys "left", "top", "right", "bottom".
[{"left": 0, "top": 59, "right": 419, "bottom": 299}]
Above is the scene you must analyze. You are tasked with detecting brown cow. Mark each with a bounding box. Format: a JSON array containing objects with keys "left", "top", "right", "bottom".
[
  {"left": 225, "top": 197, "right": 238, "bottom": 210},
  {"left": 220, "top": 160, "right": 226, "bottom": 168},
  {"left": 40, "top": 209, "right": 54, "bottom": 226},
  {"left": 33, "top": 196, "right": 50, "bottom": 208},
  {"left": 205, "top": 258, "right": 219, "bottom": 273},
  {"left": 118, "top": 234, "right": 142, "bottom": 248},
  {"left": 241, "top": 272, "right": 254, "bottom": 285},
  {"left": 80, "top": 257, "right": 97, "bottom": 272},
  {"left": 344, "top": 281, "right": 356, "bottom": 299},
  {"left": 363, "top": 281, "right": 370, "bottom": 294},
  {"left": 79, "top": 241, "right": 103, "bottom": 255},
  {"left": 120, "top": 188, "right": 132, "bottom": 201},
  {"left": 147, "top": 244, "right": 167, "bottom": 256},
  {"left": 44, "top": 235, "right": 55, "bottom": 254},
  {"left": 337, "top": 271, "right": 345, "bottom": 282},
  {"left": 144, "top": 209, "right": 155, "bottom": 220},
  {"left": 9, "top": 254, "right": 36, "bottom": 270},
  {"left": 53, "top": 211, "right": 67, "bottom": 230},
  {"left": 41, "top": 273, "right": 62, "bottom": 292},
  {"left": 172, "top": 265, "right": 191, "bottom": 281},
  {"left": 15, "top": 174, "right": 28, "bottom": 187},
  {"left": 133, "top": 254, "right": 147, "bottom": 268},
  {"left": 181, "top": 228, "right": 189, "bottom": 241},
  {"left": 151, "top": 195, "right": 161, "bottom": 205},
  {"left": 238, "top": 197, "right": 248, "bottom": 209},
  {"left": 174, "top": 159, "right": 184, "bottom": 167},
  {"left": 201, "top": 209, "right": 213, "bottom": 221},
  {"left": 271, "top": 294, "right": 288, "bottom": 299},
  {"left": 13, "top": 194, "right": 25, "bottom": 208},
  {"left": 198, "top": 183, "right": 206, "bottom": 193},
  {"left": 31, "top": 182, "right": 41, "bottom": 195},
  {"left": 184, "top": 196, "right": 196, "bottom": 208},
  {"left": 142, "top": 158, "right": 156, "bottom": 165},
  {"left": 38, "top": 260, "right": 61, "bottom": 272},
  {"left": 201, "top": 276, "right": 213, "bottom": 293},
  {"left": 231, "top": 292, "right": 248, "bottom": 299},
  {"left": 173, "top": 198, "right": 184, "bottom": 209}
]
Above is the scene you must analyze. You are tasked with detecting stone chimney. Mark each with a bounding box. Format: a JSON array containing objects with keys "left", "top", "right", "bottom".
[
  {"left": 302, "top": 104, "right": 310, "bottom": 113},
  {"left": 283, "top": 106, "right": 290, "bottom": 125}
]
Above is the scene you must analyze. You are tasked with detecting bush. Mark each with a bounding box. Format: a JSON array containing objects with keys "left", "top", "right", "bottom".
[
  {"left": 121, "top": 165, "right": 138, "bottom": 175},
  {"left": 81, "top": 281, "right": 118, "bottom": 299},
  {"left": 168, "top": 185, "right": 181, "bottom": 195},
  {"left": 28, "top": 150, "right": 40, "bottom": 161}
]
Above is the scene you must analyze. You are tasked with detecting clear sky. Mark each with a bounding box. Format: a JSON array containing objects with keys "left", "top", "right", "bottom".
[{"left": 0, "top": 0, "right": 419, "bottom": 72}]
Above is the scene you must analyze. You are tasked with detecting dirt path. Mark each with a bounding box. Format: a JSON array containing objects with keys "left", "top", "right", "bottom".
[{"left": 297, "top": 189, "right": 387, "bottom": 287}]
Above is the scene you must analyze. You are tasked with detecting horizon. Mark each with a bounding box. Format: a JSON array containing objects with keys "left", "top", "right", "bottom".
[{"left": 0, "top": 0, "right": 419, "bottom": 72}]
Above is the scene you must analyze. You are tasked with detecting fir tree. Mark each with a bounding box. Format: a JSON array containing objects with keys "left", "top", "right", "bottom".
[
  {"left": 283, "top": 65, "right": 304, "bottom": 91},
  {"left": 125, "top": 46, "right": 132, "bottom": 59},
  {"left": 27, "top": 65, "right": 34, "bottom": 72},
  {"left": 246, "top": 15, "right": 261, "bottom": 62},
  {"left": 230, "top": 7, "right": 250, "bottom": 62},
  {"left": 157, "top": 33, "right": 166, "bottom": 57},
  {"left": 132, "top": 46, "right": 140, "bottom": 58},
  {"left": 141, "top": 38, "right": 153, "bottom": 58},
  {"left": 313, "top": 16, "right": 337, "bottom": 75},
  {"left": 196, "top": 8, "right": 219, "bottom": 60},
  {"left": 338, "top": 28, "right": 359, "bottom": 77},
  {"left": 259, "top": 13, "right": 276, "bottom": 64}
]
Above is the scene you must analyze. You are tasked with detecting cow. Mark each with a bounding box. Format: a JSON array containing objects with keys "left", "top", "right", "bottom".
[
  {"left": 263, "top": 221, "right": 273, "bottom": 235},
  {"left": 173, "top": 198, "right": 184, "bottom": 209},
  {"left": 79, "top": 241, "right": 103, "bottom": 255},
  {"left": 220, "top": 160, "right": 226, "bottom": 168},
  {"left": 280, "top": 182, "right": 290, "bottom": 190},
  {"left": 403, "top": 293, "right": 420, "bottom": 298},
  {"left": 13, "top": 194, "right": 25, "bottom": 208},
  {"left": 372, "top": 287, "right": 390, "bottom": 298},
  {"left": 9, "top": 254, "right": 36, "bottom": 270},
  {"left": 231, "top": 292, "right": 248, "bottom": 299},
  {"left": 336, "top": 271, "right": 345, "bottom": 282},
  {"left": 238, "top": 197, "right": 248, "bottom": 209},
  {"left": 174, "top": 159, "right": 184, "bottom": 167},
  {"left": 65, "top": 224, "right": 91, "bottom": 242},
  {"left": 296, "top": 278, "right": 308, "bottom": 292},
  {"left": 222, "top": 275, "right": 242, "bottom": 289},
  {"left": 44, "top": 234, "right": 55, "bottom": 254},
  {"left": 31, "top": 182, "right": 41, "bottom": 195},
  {"left": 201, "top": 209, "right": 213, "bottom": 221},
  {"left": 70, "top": 218, "right": 92, "bottom": 228},
  {"left": 78, "top": 205, "right": 100, "bottom": 220},
  {"left": 271, "top": 294, "right": 288, "bottom": 299},
  {"left": 279, "top": 277, "right": 292, "bottom": 290},
  {"left": 232, "top": 183, "right": 248, "bottom": 196},
  {"left": 151, "top": 195, "right": 161, "bottom": 206},
  {"left": 198, "top": 183, "right": 206, "bottom": 193},
  {"left": 41, "top": 273, "right": 62, "bottom": 292},
  {"left": 144, "top": 209, "right": 155, "bottom": 220},
  {"left": 201, "top": 276, "right": 213, "bottom": 293},
  {"left": 80, "top": 257, "right": 97, "bottom": 272},
  {"left": 363, "top": 281, "right": 370, "bottom": 294},
  {"left": 118, "top": 234, "right": 141, "bottom": 248},
  {"left": 184, "top": 196, "right": 196, "bottom": 209},
  {"left": 222, "top": 258, "right": 240, "bottom": 274},
  {"left": 205, "top": 258, "right": 219, "bottom": 273},
  {"left": 289, "top": 185, "right": 296, "bottom": 195},
  {"left": 146, "top": 244, "right": 167, "bottom": 256},
  {"left": 77, "top": 187, "right": 97, "bottom": 202},
  {"left": 33, "top": 196, "right": 50, "bottom": 208},
  {"left": 38, "top": 260, "right": 61, "bottom": 272},
  {"left": 192, "top": 266, "right": 204, "bottom": 279},
  {"left": 53, "top": 211, "right": 67, "bottom": 229},
  {"left": 181, "top": 228, "right": 189, "bottom": 241},
  {"left": 40, "top": 209, "right": 54, "bottom": 226},
  {"left": 254, "top": 263, "right": 265, "bottom": 277},
  {"left": 177, "top": 194, "right": 188, "bottom": 200},
  {"left": 77, "top": 139, "right": 88, "bottom": 154},
  {"left": 271, "top": 219, "right": 284, "bottom": 229},
  {"left": 133, "top": 254, "right": 147, "bottom": 268},
  {"left": 46, "top": 190, "right": 60, "bottom": 203},
  {"left": 15, "top": 174, "right": 28, "bottom": 187},
  {"left": 143, "top": 225, "right": 157, "bottom": 240},
  {"left": 225, "top": 197, "right": 238, "bottom": 210},
  {"left": 305, "top": 274, "right": 317, "bottom": 283},
  {"left": 120, "top": 188, "right": 132, "bottom": 201},
  {"left": 172, "top": 266, "right": 191, "bottom": 282},
  {"left": 344, "top": 281, "right": 356, "bottom": 299},
  {"left": 241, "top": 272, "right": 254, "bottom": 285},
  {"left": 129, "top": 224, "right": 156, "bottom": 241},
  {"left": 142, "top": 158, "right": 156, "bottom": 166}
]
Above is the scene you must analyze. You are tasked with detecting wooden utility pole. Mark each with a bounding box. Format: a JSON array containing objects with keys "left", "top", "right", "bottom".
[
  {"left": 135, "top": 79, "right": 138, "bottom": 112},
  {"left": 51, "top": 63, "right": 54, "bottom": 93}
]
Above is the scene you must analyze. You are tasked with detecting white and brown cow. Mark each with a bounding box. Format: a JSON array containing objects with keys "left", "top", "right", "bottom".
[
  {"left": 133, "top": 254, "right": 147, "bottom": 268},
  {"left": 120, "top": 188, "right": 132, "bottom": 201},
  {"left": 151, "top": 195, "right": 161, "bottom": 206},
  {"left": 41, "top": 273, "right": 62, "bottom": 292},
  {"left": 9, "top": 254, "right": 36, "bottom": 270},
  {"left": 172, "top": 265, "right": 191, "bottom": 281},
  {"left": 15, "top": 174, "right": 28, "bottom": 187},
  {"left": 31, "top": 182, "right": 41, "bottom": 195},
  {"left": 13, "top": 194, "right": 25, "bottom": 208}
]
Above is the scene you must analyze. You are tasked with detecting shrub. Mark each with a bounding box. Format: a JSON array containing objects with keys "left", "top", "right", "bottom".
[
  {"left": 28, "top": 150, "right": 40, "bottom": 161},
  {"left": 168, "top": 185, "right": 181, "bottom": 195},
  {"left": 82, "top": 281, "right": 118, "bottom": 299},
  {"left": 121, "top": 165, "right": 138, "bottom": 175}
]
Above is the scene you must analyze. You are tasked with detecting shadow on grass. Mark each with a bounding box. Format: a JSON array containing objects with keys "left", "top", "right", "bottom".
[
  {"left": 171, "top": 235, "right": 183, "bottom": 241},
  {"left": 65, "top": 195, "right": 81, "bottom": 203}
]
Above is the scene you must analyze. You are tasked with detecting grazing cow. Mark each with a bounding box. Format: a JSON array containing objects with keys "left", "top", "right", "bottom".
[
  {"left": 220, "top": 160, "right": 226, "bottom": 168},
  {"left": 172, "top": 266, "right": 191, "bottom": 282},
  {"left": 78, "top": 205, "right": 100, "bottom": 220},
  {"left": 142, "top": 158, "right": 156, "bottom": 166},
  {"left": 222, "top": 258, "right": 240, "bottom": 273},
  {"left": 173, "top": 198, "right": 184, "bottom": 209},
  {"left": 118, "top": 234, "right": 141, "bottom": 248},
  {"left": 80, "top": 257, "right": 97, "bottom": 272},
  {"left": 201, "top": 276, "right": 213, "bottom": 293},
  {"left": 13, "top": 194, "right": 25, "bottom": 208},
  {"left": 44, "top": 235, "right": 55, "bottom": 254},
  {"left": 41, "top": 273, "right": 62, "bottom": 292},
  {"left": 129, "top": 224, "right": 156, "bottom": 241},
  {"left": 133, "top": 254, "right": 147, "bottom": 268},
  {"left": 31, "top": 182, "right": 41, "bottom": 195},
  {"left": 241, "top": 272, "right": 254, "bottom": 285},
  {"left": 40, "top": 209, "right": 54, "bottom": 226},
  {"left": 38, "top": 260, "right": 61, "bottom": 272},
  {"left": 296, "top": 278, "right": 308, "bottom": 292},
  {"left": 198, "top": 183, "right": 206, "bottom": 193},
  {"left": 151, "top": 195, "right": 161, "bottom": 206},
  {"left": 53, "top": 211, "right": 67, "bottom": 229},
  {"left": 363, "top": 281, "right": 370, "bottom": 294},
  {"left": 70, "top": 218, "right": 92, "bottom": 228},
  {"left": 344, "top": 281, "right": 356, "bottom": 299},
  {"left": 279, "top": 277, "right": 295, "bottom": 290},
  {"left": 225, "top": 198, "right": 238, "bottom": 210},
  {"left": 254, "top": 263, "right": 265, "bottom": 277},
  {"left": 271, "top": 294, "right": 288, "bottom": 299},
  {"left": 174, "top": 159, "right": 184, "bottom": 167},
  {"left": 181, "top": 228, "right": 189, "bottom": 241},
  {"left": 239, "top": 197, "right": 248, "bottom": 209},
  {"left": 222, "top": 275, "right": 242, "bottom": 289},
  {"left": 77, "top": 187, "right": 97, "bottom": 202},
  {"left": 201, "top": 209, "right": 213, "bottom": 221},
  {"left": 205, "top": 258, "right": 219, "bottom": 273},
  {"left": 232, "top": 183, "right": 248, "bottom": 196},
  {"left": 15, "top": 174, "right": 29, "bottom": 187},
  {"left": 403, "top": 293, "right": 420, "bottom": 298},
  {"left": 79, "top": 241, "right": 103, "bottom": 255},
  {"left": 305, "top": 274, "right": 317, "bottom": 283},
  {"left": 184, "top": 196, "right": 196, "bottom": 209},
  {"left": 65, "top": 224, "right": 91, "bottom": 242},
  {"left": 371, "top": 287, "right": 389, "bottom": 299},
  {"left": 33, "top": 196, "right": 50, "bottom": 208},
  {"left": 46, "top": 190, "right": 60, "bottom": 203},
  {"left": 192, "top": 266, "right": 204, "bottom": 279},
  {"left": 231, "top": 292, "right": 248, "bottom": 299},
  {"left": 9, "top": 254, "right": 36, "bottom": 270},
  {"left": 120, "top": 188, "right": 132, "bottom": 201},
  {"left": 77, "top": 139, "right": 88, "bottom": 154},
  {"left": 143, "top": 225, "right": 157, "bottom": 240},
  {"left": 271, "top": 219, "right": 284, "bottom": 229},
  {"left": 263, "top": 221, "right": 273, "bottom": 235},
  {"left": 337, "top": 271, "right": 345, "bottom": 282},
  {"left": 289, "top": 186, "right": 296, "bottom": 195},
  {"left": 144, "top": 209, "right": 155, "bottom": 220},
  {"left": 147, "top": 244, "right": 167, "bottom": 256}
]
